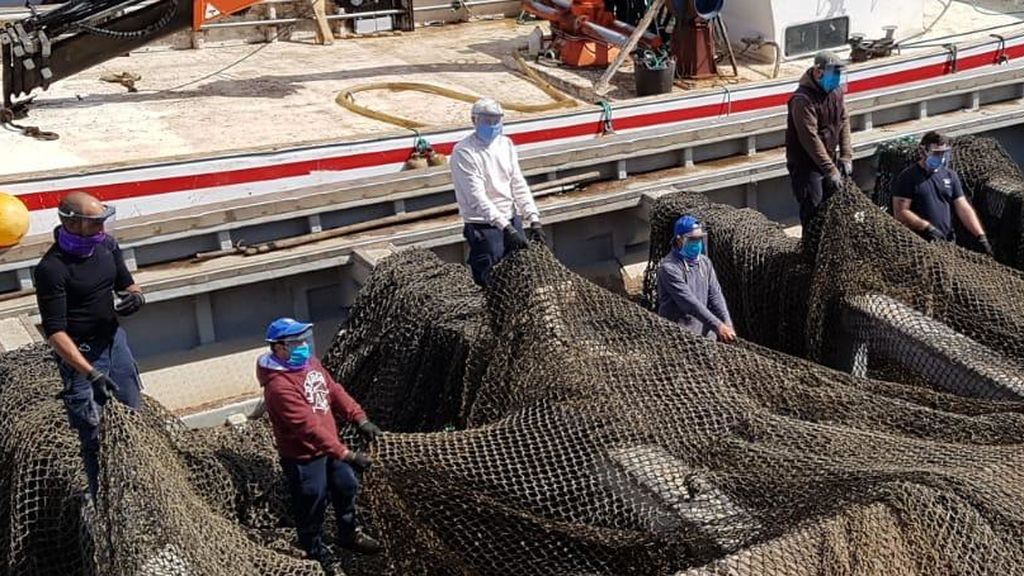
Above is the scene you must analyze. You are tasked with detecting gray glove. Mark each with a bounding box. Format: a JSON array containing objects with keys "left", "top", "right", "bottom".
[
  {"left": 114, "top": 291, "right": 145, "bottom": 316},
  {"left": 840, "top": 160, "right": 853, "bottom": 177},
  {"left": 86, "top": 369, "right": 119, "bottom": 405},
  {"left": 358, "top": 420, "right": 382, "bottom": 442},
  {"left": 502, "top": 225, "right": 528, "bottom": 252},
  {"left": 344, "top": 451, "right": 372, "bottom": 471}
]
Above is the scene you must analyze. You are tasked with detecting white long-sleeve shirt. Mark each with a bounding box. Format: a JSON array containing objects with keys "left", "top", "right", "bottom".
[{"left": 450, "top": 133, "right": 540, "bottom": 229}]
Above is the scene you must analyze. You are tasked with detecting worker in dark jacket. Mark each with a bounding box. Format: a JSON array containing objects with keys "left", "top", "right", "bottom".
[
  {"left": 257, "top": 318, "right": 383, "bottom": 565},
  {"left": 785, "top": 50, "right": 854, "bottom": 229},
  {"left": 657, "top": 215, "right": 736, "bottom": 342},
  {"left": 891, "top": 131, "right": 993, "bottom": 256},
  {"left": 34, "top": 191, "right": 146, "bottom": 498}
]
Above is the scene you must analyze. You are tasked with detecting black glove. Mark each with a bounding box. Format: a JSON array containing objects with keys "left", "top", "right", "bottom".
[
  {"left": 826, "top": 171, "right": 843, "bottom": 191},
  {"left": 526, "top": 222, "right": 546, "bottom": 243},
  {"left": 978, "top": 234, "right": 994, "bottom": 257},
  {"left": 923, "top": 224, "right": 945, "bottom": 242},
  {"left": 502, "top": 225, "right": 529, "bottom": 252},
  {"left": 86, "top": 369, "right": 119, "bottom": 405},
  {"left": 344, "top": 451, "right": 372, "bottom": 472},
  {"left": 358, "top": 420, "right": 382, "bottom": 442},
  {"left": 114, "top": 291, "right": 145, "bottom": 316}
]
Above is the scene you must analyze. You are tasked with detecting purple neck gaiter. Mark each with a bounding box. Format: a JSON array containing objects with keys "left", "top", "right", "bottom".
[{"left": 57, "top": 227, "right": 106, "bottom": 258}]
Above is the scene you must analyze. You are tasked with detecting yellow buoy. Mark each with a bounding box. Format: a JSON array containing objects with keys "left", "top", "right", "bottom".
[{"left": 0, "top": 193, "right": 30, "bottom": 248}]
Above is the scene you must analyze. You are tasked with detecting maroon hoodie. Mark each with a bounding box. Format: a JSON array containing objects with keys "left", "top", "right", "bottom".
[{"left": 257, "top": 354, "right": 367, "bottom": 461}]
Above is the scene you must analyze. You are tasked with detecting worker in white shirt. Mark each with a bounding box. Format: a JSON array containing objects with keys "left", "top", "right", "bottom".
[{"left": 451, "top": 98, "right": 546, "bottom": 286}]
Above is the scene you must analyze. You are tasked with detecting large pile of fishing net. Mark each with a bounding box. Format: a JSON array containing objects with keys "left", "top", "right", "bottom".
[
  {"left": 332, "top": 241, "right": 1024, "bottom": 575},
  {"left": 4, "top": 188, "right": 1024, "bottom": 574},
  {"left": 644, "top": 185, "right": 1024, "bottom": 398},
  {"left": 875, "top": 134, "right": 1024, "bottom": 270}
]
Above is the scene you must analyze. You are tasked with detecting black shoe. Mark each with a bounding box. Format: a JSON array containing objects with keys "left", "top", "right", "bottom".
[
  {"left": 338, "top": 529, "right": 382, "bottom": 555},
  {"left": 306, "top": 542, "right": 333, "bottom": 566}
]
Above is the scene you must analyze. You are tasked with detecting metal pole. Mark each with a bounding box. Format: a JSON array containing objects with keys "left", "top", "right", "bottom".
[
  {"left": 593, "top": 0, "right": 665, "bottom": 95},
  {"left": 412, "top": 0, "right": 516, "bottom": 11}
]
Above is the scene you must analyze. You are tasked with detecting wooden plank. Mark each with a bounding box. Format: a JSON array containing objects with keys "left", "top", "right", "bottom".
[{"left": 311, "top": 0, "right": 334, "bottom": 45}]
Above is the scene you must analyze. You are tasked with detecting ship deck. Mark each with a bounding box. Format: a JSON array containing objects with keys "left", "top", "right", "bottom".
[{"left": 2, "top": 0, "right": 1024, "bottom": 177}]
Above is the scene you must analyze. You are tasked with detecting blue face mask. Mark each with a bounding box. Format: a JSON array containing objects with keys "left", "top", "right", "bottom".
[
  {"left": 475, "top": 122, "right": 502, "bottom": 144},
  {"left": 287, "top": 343, "right": 311, "bottom": 368},
  {"left": 676, "top": 239, "right": 703, "bottom": 263},
  {"left": 820, "top": 69, "right": 841, "bottom": 93},
  {"left": 925, "top": 154, "right": 948, "bottom": 172}
]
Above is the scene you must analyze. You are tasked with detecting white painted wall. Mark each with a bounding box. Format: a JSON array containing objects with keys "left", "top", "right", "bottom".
[{"left": 720, "top": 0, "right": 925, "bottom": 59}]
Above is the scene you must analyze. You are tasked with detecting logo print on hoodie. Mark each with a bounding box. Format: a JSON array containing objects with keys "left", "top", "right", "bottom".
[{"left": 304, "top": 370, "right": 329, "bottom": 413}]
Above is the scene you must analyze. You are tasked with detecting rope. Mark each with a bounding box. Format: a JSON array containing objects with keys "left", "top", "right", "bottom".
[
  {"left": 1, "top": 106, "right": 59, "bottom": 140},
  {"left": 335, "top": 51, "right": 576, "bottom": 129},
  {"left": 636, "top": 49, "right": 670, "bottom": 71}
]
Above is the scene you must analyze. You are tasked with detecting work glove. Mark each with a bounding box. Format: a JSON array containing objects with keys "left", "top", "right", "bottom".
[
  {"left": 978, "top": 234, "right": 994, "bottom": 257},
  {"left": 923, "top": 224, "right": 945, "bottom": 242},
  {"left": 826, "top": 171, "right": 843, "bottom": 191},
  {"left": 357, "top": 420, "right": 383, "bottom": 442},
  {"left": 840, "top": 160, "right": 853, "bottom": 177},
  {"left": 114, "top": 291, "right": 146, "bottom": 316},
  {"left": 86, "top": 369, "right": 119, "bottom": 405},
  {"left": 344, "top": 451, "right": 372, "bottom": 472},
  {"left": 502, "top": 225, "right": 529, "bottom": 252},
  {"left": 526, "top": 222, "right": 547, "bottom": 244}
]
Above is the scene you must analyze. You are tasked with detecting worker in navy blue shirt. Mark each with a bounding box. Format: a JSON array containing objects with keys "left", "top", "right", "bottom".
[
  {"left": 657, "top": 215, "right": 736, "bottom": 342},
  {"left": 892, "top": 132, "right": 993, "bottom": 256},
  {"left": 33, "top": 192, "right": 146, "bottom": 498}
]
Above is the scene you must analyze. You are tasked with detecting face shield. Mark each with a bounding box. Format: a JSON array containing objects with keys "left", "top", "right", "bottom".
[
  {"left": 473, "top": 112, "right": 503, "bottom": 128},
  {"left": 58, "top": 203, "right": 117, "bottom": 237},
  {"left": 472, "top": 112, "right": 504, "bottom": 144},
  {"left": 922, "top": 143, "right": 952, "bottom": 171},
  {"left": 278, "top": 327, "right": 316, "bottom": 359},
  {"left": 675, "top": 227, "right": 708, "bottom": 261}
]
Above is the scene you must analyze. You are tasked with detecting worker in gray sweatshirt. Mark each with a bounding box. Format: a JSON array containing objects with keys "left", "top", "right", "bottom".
[{"left": 657, "top": 215, "right": 736, "bottom": 342}]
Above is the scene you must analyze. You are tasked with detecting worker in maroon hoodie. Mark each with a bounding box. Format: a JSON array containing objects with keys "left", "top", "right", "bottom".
[{"left": 257, "top": 317, "right": 383, "bottom": 565}]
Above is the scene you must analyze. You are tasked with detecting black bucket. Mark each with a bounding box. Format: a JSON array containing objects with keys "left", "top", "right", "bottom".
[{"left": 634, "top": 58, "right": 675, "bottom": 97}]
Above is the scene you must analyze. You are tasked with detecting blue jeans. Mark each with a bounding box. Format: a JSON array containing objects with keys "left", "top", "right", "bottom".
[
  {"left": 280, "top": 456, "right": 360, "bottom": 558},
  {"left": 57, "top": 327, "right": 142, "bottom": 497},
  {"left": 463, "top": 215, "right": 523, "bottom": 287}
]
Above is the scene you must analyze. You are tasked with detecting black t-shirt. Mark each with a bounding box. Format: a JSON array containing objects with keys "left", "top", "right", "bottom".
[
  {"left": 34, "top": 231, "right": 135, "bottom": 343},
  {"left": 892, "top": 164, "right": 964, "bottom": 240}
]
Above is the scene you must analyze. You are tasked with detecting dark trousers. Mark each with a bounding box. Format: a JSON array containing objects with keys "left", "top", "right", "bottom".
[
  {"left": 463, "top": 215, "right": 523, "bottom": 287},
  {"left": 790, "top": 169, "right": 839, "bottom": 230},
  {"left": 280, "top": 455, "right": 360, "bottom": 558},
  {"left": 57, "top": 327, "right": 142, "bottom": 497}
]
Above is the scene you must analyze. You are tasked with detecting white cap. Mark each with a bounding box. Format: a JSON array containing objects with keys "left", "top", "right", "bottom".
[{"left": 471, "top": 97, "right": 503, "bottom": 118}]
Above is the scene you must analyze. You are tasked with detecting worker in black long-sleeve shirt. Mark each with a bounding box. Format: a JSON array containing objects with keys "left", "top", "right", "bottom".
[{"left": 34, "top": 192, "right": 146, "bottom": 497}]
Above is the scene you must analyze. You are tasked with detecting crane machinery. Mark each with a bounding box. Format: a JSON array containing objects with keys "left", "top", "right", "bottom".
[{"left": 1, "top": 0, "right": 263, "bottom": 107}]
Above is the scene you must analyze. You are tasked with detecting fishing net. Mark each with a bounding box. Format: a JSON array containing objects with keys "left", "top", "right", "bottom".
[
  {"left": 348, "top": 242, "right": 1024, "bottom": 575},
  {"left": 321, "top": 249, "right": 493, "bottom": 433},
  {"left": 644, "top": 186, "right": 1024, "bottom": 399},
  {"left": 4, "top": 186, "right": 1024, "bottom": 575},
  {"left": 875, "top": 135, "right": 1024, "bottom": 270},
  {"left": 0, "top": 344, "right": 330, "bottom": 576}
]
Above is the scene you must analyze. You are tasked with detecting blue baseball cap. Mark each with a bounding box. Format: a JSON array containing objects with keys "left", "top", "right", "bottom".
[
  {"left": 673, "top": 215, "right": 705, "bottom": 239},
  {"left": 265, "top": 317, "right": 313, "bottom": 342}
]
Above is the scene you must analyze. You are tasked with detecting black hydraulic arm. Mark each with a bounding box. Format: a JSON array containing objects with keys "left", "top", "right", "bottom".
[{"left": 2, "top": 0, "right": 193, "bottom": 107}]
